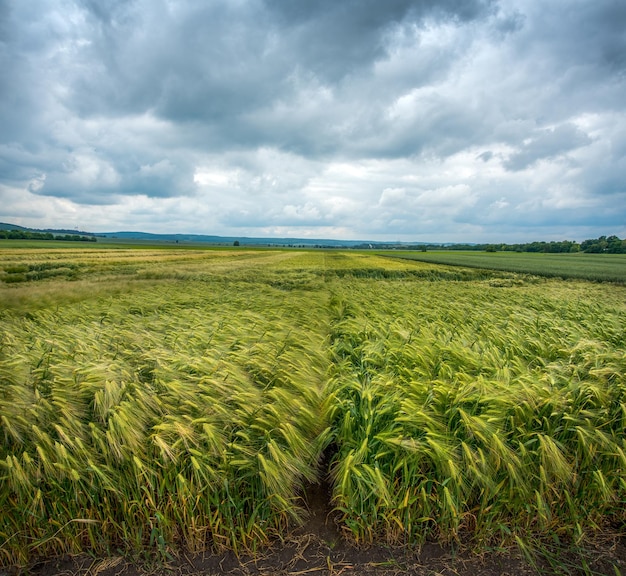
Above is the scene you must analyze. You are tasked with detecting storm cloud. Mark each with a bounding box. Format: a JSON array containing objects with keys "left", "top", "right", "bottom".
[{"left": 1, "top": 0, "right": 624, "bottom": 241}]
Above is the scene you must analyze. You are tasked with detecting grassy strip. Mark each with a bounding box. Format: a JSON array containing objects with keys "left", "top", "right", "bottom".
[{"left": 384, "top": 250, "right": 626, "bottom": 283}]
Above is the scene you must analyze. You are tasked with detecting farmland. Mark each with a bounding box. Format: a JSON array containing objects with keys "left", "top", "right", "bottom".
[
  {"left": 384, "top": 250, "right": 626, "bottom": 283},
  {"left": 1, "top": 243, "right": 626, "bottom": 570}
]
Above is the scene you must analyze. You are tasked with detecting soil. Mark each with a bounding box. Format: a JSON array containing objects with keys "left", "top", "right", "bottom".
[{"left": 9, "top": 480, "right": 626, "bottom": 576}]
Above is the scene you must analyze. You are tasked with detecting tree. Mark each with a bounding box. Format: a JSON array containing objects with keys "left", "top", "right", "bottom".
[{"left": 606, "top": 235, "right": 623, "bottom": 253}]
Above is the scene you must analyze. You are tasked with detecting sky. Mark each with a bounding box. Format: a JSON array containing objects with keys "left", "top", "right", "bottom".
[{"left": 0, "top": 0, "right": 625, "bottom": 243}]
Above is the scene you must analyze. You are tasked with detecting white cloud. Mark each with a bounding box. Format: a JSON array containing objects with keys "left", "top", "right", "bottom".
[
  {"left": 490, "top": 197, "right": 509, "bottom": 210},
  {"left": 379, "top": 187, "right": 407, "bottom": 206},
  {"left": 194, "top": 169, "right": 239, "bottom": 188}
]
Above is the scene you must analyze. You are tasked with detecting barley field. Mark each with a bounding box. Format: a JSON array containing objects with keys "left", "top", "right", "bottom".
[{"left": 1, "top": 244, "right": 625, "bottom": 567}]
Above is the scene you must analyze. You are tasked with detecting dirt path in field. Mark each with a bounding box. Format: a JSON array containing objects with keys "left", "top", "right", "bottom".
[
  {"left": 24, "top": 528, "right": 626, "bottom": 576},
  {"left": 23, "top": 480, "right": 626, "bottom": 576}
]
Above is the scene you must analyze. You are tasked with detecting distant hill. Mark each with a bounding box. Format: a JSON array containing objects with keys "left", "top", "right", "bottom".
[
  {"left": 96, "top": 230, "right": 371, "bottom": 247},
  {"left": 0, "top": 222, "right": 432, "bottom": 248},
  {"left": 0, "top": 222, "right": 30, "bottom": 231},
  {"left": 0, "top": 222, "right": 375, "bottom": 246},
  {"left": 0, "top": 222, "right": 95, "bottom": 236}
]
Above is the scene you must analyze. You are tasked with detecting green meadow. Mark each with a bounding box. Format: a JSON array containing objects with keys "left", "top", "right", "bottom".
[{"left": 1, "top": 244, "right": 625, "bottom": 567}]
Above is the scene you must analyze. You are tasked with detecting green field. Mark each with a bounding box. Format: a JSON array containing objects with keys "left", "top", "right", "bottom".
[
  {"left": 385, "top": 250, "right": 626, "bottom": 283},
  {"left": 1, "top": 244, "right": 626, "bottom": 567}
]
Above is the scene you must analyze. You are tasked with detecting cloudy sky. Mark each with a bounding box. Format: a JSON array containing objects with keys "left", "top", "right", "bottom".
[{"left": 1, "top": 0, "right": 625, "bottom": 242}]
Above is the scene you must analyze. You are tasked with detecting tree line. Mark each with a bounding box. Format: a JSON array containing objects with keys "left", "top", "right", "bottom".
[
  {"left": 396, "top": 235, "right": 625, "bottom": 254},
  {"left": 0, "top": 229, "right": 97, "bottom": 242}
]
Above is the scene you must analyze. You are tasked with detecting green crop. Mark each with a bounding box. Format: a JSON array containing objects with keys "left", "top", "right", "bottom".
[
  {"left": 387, "top": 250, "right": 626, "bottom": 283},
  {"left": 1, "top": 246, "right": 625, "bottom": 567},
  {"left": 0, "top": 256, "right": 331, "bottom": 565},
  {"left": 325, "top": 279, "right": 626, "bottom": 546}
]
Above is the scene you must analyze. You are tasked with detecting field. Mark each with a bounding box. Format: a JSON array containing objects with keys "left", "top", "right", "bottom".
[
  {"left": 1, "top": 243, "right": 626, "bottom": 572},
  {"left": 385, "top": 250, "right": 626, "bottom": 283}
]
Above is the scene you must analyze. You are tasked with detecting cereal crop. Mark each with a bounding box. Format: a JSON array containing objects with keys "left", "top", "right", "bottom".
[{"left": 1, "top": 245, "right": 625, "bottom": 567}]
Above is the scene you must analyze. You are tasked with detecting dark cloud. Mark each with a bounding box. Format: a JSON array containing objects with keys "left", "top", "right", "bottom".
[
  {"left": 0, "top": 0, "right": 11, "bottom": 42},
  {"left": 79, "top": 0, "right": 134, "bottom": 25},
  {"left": 503, "top": 1, "right": 626, "bottom": 117},
  {"left": 263, "top": 0, "right": 494, "bottom": 83},
  {"left": 577, "top": 1, "right": 626, "bottom": 74},
  {"left": 504, "top": 124, "right": 593, "bottom": 171},
  {"left": 59, "top": 0, "right": 494, "bottom": 129}
]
